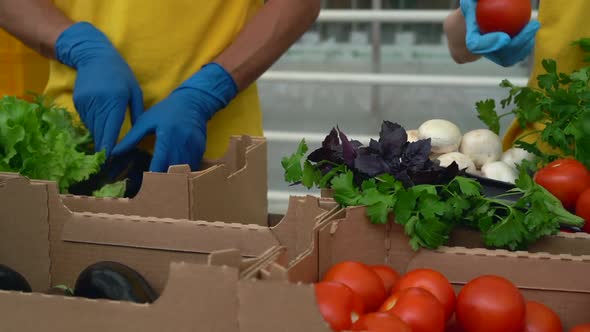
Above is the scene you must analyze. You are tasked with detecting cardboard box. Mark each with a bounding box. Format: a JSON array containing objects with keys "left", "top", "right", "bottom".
[
  {"left": 0, "top": 171, "right": 341, "bottom": 331},
  {"left": 241, "top": 206, "right": 590, "bottom": 331},
  {"left": 59, "top": 135, "right": 269, "bottom": 226},
  {"left": 0, "top": 245, "right": 287, "bottom": 332},
  {"left": 0, "top": 173, "right": 336, "bottom": 294}
]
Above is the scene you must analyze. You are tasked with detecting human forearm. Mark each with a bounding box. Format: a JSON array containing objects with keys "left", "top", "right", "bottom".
[
  {"left": 214, "top": 0, "right": 321, "bottom": 91},
  {"left": 0, "top": 0, "right": 73, "bottom": 59},
  {"left": 443, "top": 8, "right": 481, "bottom": 64}
]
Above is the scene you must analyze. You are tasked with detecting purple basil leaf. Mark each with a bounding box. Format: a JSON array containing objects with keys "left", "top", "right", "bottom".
[
  {"left": 354, "top": 154, "right": 390, "bottom": 177},
  {"left": 338, "top": 127, "right": 357, "bottom": 168},
  {"left": 391, "top": 169, "right": 412, "bottom": 187},
  {"left": 379, "top": 121, "right": 407, "bottom": 161},
  {"left": 323, "top": 127, "right": 340, "bottom": 150},
  {"left": 308, "top": 128, "right": 343, "bottom": 163},
  {"left": 402, "top": 139, "right": 432, "bottom": 171},
  {"left": 368, "top": 139, "right": 382, "bottom": 154},
  {"left": 351, "top": 140, "right": 364, "bottom": 150}
]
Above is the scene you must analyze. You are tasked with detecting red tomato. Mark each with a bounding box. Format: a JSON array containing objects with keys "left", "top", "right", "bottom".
[
  {"left": 534, "top": 159, "right": 590, "bottom": 211},
  {"left": 379, "top": 290, "right": 402, "bottom": 312},
  {"left": 371, "top": 265, "right": 400, "bottom": 295},
  {"left": 570, "top": 324, "right": 590, "bottom": 332},
  {"left": 445, "top": 319, "right": 465, "bottom": 332},
  {"left": 576, "top": 188, "right": 590, "bottom": 233},
  {"left": 524, "top": 301, "right": 562, "bottom": 332},
  {"left": 383, "top": 287, "right": 446, "bottom": 332},
  {"left": 314, "top": 281, "right": 364, "bottom": 331},
  {"left": 351, "top": 312, "right": 412, "bottom": 332},
  {"left": 476, "top": 0, "right": 532, "bottom": 37},
  {"left": 393, "top": 268, "right": 456, "bottom": 322},
  {"left": 456, "top": 275, "right": 526, "bottom": 332},
  {"left": 323, "top": 261, "right": 387, "bottom": 312}
]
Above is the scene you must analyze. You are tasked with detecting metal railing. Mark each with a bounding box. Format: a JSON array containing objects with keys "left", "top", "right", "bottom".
[{"left": 259, "top": 9, "right": 538, "bottom": 88}]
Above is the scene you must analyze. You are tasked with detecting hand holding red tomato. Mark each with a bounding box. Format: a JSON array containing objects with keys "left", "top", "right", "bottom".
[{"left": 459, "top": 0, "right": 539, "bottom": 67}]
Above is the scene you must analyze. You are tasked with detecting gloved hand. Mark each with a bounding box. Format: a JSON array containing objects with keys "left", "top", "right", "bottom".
[
  {"left": 55, "top": 22, "right": 144, "bottom": 156},
  {"left": 460, "top": 0, "right": 541, "bottom": 67},
  {"left": 110, "top": 63, "right": 238, "bottom": 172}
]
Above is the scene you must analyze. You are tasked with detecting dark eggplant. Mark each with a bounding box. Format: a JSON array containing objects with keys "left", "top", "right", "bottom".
[
  {"left": 0, "top": 264, "right": 31, "bottom": 292},
  {"left": 74, "top": 261, "right": 158, "bottom": 303}
]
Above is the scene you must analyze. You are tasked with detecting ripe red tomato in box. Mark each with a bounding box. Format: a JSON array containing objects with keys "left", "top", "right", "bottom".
[
  {"left": 392, "top": 268, "right": 456, "bottom": 322},
  {"left": 351, "top": 312, "right": 411, "bottom": 332},
  {"left": 383, "top": 287, "right": 446, "bottom": 332},
  {"left": 314, "top": 281, "right": 364, "bottom": 331},
  {"left": 534, "top": 159, "right": 590, "bottom": 211},
  {"left": 523, "top": 301, "right": 562, "bottom": 332},
  {"left": 323, "top": 261, "right": 387, "bottom": 312},
  {"left": 456, "top": 275, "right": 526, "bottom": 332},
  {"left": 576, "top": 188, "right": 590, "bottom": 233},
  {"left": 370, "top": 265, "right": 400, "bottom": 295},
  {"left": 476, "top": 0, "right": 532, "bottom": 37}
]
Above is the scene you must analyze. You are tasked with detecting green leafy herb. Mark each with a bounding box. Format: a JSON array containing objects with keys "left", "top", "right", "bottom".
[
  {"left": 474, "top": 38, "right": 590, "bottom": 169},
  {"left": 92, "top": 180, "right": 127, "bottom": 198},
  {"left": 326, "top": 166, "right": 584, "bottom": 252},
  {"left": 281, "top": 139, "right": 309, "bottom": 184},
  {"left": 53, "top": 284, "right": 74, "bottom": 296},
  {"left": 0, "top": 95, "right": 106, "bottom": 193}
]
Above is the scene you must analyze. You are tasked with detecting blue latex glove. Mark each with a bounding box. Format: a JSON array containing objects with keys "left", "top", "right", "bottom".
[
  {"left": 111, "top": 63, "right": 238, "bottom": 172},
  {"left": 460, "top": 0, "right": 541, "bottom": 67},
  {"left": 55, "top": 22, "right": 144, "bottom": 156}
]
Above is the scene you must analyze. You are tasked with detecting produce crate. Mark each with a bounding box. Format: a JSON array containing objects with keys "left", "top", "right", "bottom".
[
  {"left": 236, "top": 205, "right": 590, "bottom": 331},
  {"left": 0, "top": 174, "right": 335, "bottom": 294},
  {"left": 11, "top": 135, "right": 270, "bottom": 226},
  {"left": 0, "top": 246, "right": 285, "bottom": 332}
]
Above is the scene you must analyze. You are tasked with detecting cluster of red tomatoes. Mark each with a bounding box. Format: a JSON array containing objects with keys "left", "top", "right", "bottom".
[
  {"left": 314, "top": 260, "right": 589, "bottom": 332},
  {"left": 534, "top": 159, "right": 590, "bottom": 233}
]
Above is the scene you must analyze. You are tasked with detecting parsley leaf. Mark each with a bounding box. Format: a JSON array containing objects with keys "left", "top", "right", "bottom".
[
  {"left": 476, "top": 99, "right": 501, "bottom": 134},
  {"left": 281, "top": 139, "right": 308, "bottom": 183},
  {"left": 331, "top": 171, "right": 361, "bottom": 206}
]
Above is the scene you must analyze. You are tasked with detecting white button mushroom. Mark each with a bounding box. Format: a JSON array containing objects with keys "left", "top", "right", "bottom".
[
  {"left": 418, "top": 119, "right": 462, "bottom": 154},
  {"left": 437, "top": 152, "right": 477, "bottom": 174},
  {"left": 501, "top": 147, "right": 534, "bottom": 170},
  {"left": 459, "top": 129, "right": 503, "bottom": 169},
  {"left": 406, "top": 129, "right": 420, "bottom": 143},
  {"left": 481, "top": 161, "right": 519, "bottom": 184}
]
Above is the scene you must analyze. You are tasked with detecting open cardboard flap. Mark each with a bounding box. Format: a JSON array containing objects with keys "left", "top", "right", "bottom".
[
  {"left": 57, "top": 135, "right": 268, "bottom": 225},
  {"left": 242, "top": 205, "right": 590, "bottom": 331},
  {"left": 0, "top": 175, "right": 332, "bottom": 293},
  {"left": 0, "top": 246, "right": 286, "bottom": 332}
]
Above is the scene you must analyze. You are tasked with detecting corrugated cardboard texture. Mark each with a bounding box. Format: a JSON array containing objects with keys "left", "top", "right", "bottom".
[
  {"left": 244, "top": 204, "right": 590, "bottom": 331},
  {"left": 192, "top": 136, "right": 268, "bottom": 226},
  {"left": 61, "top": 135, "right": 268, "bottom": 225},
  {"left": 238, "top": 280, "right": 331, "bottom": 332},
  {"left": 449, "top": 227, "right": 590, "bottom": 255},
  {"left": 310, "top": 207, "right": 590, "bottom": 330},
  {"left": 0, "top": 176, "right": 50, "bottom": 291},
  {"left": 36, "top": 179, "right": 275, "bottom": 292},
  {"left": 0, "top": 262, "right": 241, "bottom": 332},
  {"left": 0, "top": 174, "right": 330, "bottom": 295}
]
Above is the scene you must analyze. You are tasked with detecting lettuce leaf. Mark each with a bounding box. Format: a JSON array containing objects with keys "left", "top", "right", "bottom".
[{"left": 0, "top": 95, "right": 106, "bottom": 193}]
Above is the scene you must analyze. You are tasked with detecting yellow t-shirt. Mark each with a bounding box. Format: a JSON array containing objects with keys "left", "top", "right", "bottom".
[
  {"left": 502, "top": 0, "right": 590, "bottom": 152},
  {"left": 44, "top": 0, "right": 264, "bottom": 159}
]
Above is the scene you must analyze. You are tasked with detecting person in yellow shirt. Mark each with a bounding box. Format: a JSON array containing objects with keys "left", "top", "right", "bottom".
[
  {"left": 0, "top": 0, "right": 320, "bottom": 172},
  {"left": 444, "top": 0, "right": 590, "bottom": 152}
]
